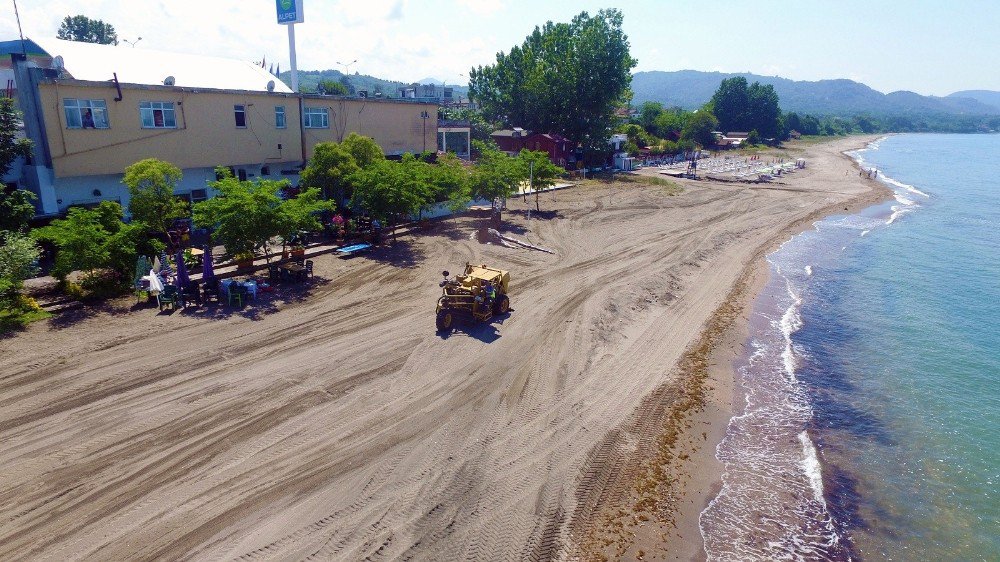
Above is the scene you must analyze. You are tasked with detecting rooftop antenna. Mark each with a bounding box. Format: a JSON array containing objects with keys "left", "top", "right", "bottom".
[{"left": 12, "top": 0, "right": 27, "bottom": 56}]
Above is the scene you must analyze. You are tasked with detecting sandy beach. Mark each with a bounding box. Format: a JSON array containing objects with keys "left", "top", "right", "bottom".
[{"left": 0, "top": 136, "right": 888, "bottom": 560}]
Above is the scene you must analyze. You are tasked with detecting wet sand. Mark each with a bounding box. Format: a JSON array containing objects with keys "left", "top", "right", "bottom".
[{"left": 0, "top": 136, "right": 888, "bottom": 560}]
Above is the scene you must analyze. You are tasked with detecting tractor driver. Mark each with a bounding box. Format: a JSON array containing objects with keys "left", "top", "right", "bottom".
[{"left": 484, "top": 280, "right": 496, "bottom": 305}]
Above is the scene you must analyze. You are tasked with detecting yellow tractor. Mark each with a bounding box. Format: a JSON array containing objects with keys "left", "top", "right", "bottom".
[{"left": 435, "top": 263, "right": 511, "bottom": 331}]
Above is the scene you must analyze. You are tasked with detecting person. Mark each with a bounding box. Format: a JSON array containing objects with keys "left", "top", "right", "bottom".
[{"left": 82, "top": 109, "right": 95, "bottom": 128}]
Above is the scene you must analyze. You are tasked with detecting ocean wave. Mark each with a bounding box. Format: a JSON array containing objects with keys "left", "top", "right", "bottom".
[
  {"left": 887, "top": 205, "right": 912, "bottom": 225},
  {"left": 805, "top": 265, "right": 813, "bottom": 277},
  {"left": 799, "top": 431, "right": 826, "bottom": 505},
  {"left": 881, "top": 174, "right": 930, "bottom": 198}
]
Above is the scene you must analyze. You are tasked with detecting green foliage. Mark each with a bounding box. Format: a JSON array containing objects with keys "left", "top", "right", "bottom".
[
  {"left": 341, "top": 133, "right": 385, "bottom": 169},
  {"left": 469, "top": 9, "right": 637, "bottom": 152},
  {"left": 31, "top": 201, "right": 156, "bottom": 286},
  {"left": 470, "top": 141, "right": 526, "bottom": 212},
  {"left": 122, "top": 158, "right": 187, "bottom": 234},
  {"left": 710, "top": 77, "right": 782, "bottom": 138},
  {"left": 519, "top": 149, "right": 565, "bottom": 211},
  {"left": 349, "top": 155, "right": 433, "bottom": 240},
  {"left": 192, "top": 170, "right": 287, "bottom": 259},
  {"left": 300, "top": 141, "right": 360, "bottom": 202},
  {"left": 315, "top": 79, "right": 350, "bottom": 96},
  {"left": 746, "top": 130, "right": 761, "bottom": 145},
  {"left": 0, "top": 230, "right": 40, "bottom": 306},
  {"left": 432, "top": 153, "right": 472, "bottom": 211},
  {"left": 1, "top": 97, "right": 33, "bottom": 179},
  {"left": 1, "top": 189, "right": 36, "bottom": 233},
  {"left": 0, "top": 295, "right": 49, "bottom": 333},
  {"left": 681, "top": 111, "right": 719, "bottom": 148},
  {"left": 56, "top": 15, "right": 118, "bottom": 45},
  {"left": 280, "top": 187, "right": 336, "bottom": 236}
]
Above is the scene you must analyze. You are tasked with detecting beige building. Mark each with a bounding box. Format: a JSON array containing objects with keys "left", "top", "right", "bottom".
[{"left": 9, "top": 38, "right": 436, "bottom": 216}]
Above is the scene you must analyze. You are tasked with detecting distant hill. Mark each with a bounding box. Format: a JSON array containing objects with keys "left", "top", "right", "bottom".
[
  {"left": 631, "top": 70, "right": 1000, "bottom": 116},
  {"left": 277, "top": 69, "right": 469, "bottom": 99},
  {"left": 947, "top": 90, "right": 1000, "bottom": 113}
]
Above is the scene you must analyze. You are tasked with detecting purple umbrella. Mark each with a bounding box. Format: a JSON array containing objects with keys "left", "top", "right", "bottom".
[
  {"left": 201, "top": 245, "right": 215, "bottom": 282},
  {"left": 174, "top": 249, "right": 189, "bottom": 288}
]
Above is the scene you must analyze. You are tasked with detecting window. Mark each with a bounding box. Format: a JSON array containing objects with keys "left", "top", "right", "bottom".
[
  {"left": 190, "top": 189, "right": 208, "bottom": 203},
  {"left": 237, "top": 169, "right": 247, "bottom": 181},
  {"left": 234, "top": 104, "right": 246, "bottom": 128},
  {"left": 261, "top": 165, "right": 271, "bottom": 176},
  {"left": 64, "top": 99, "right": 109, "bottom": 129},
  {"left": 303, "top": 107, "right": 328, "bottom": 128},
  {"left": 275, "top": 106, "right": 286, "bottom": 129},
  {"left": 139, "top": 101, "right": 176, "bottom": 128}
]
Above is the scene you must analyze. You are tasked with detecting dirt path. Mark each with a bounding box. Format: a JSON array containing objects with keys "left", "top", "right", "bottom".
[{"left": 0, "top": 137, "right": 883, "bottom": 560}]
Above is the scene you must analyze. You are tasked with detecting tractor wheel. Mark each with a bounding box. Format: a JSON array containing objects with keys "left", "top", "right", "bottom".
[
  {"left": 494, "top": 295, "right": 510, "bottom": 315},
  {"left": 436, "top": 310, "right": 454, "bottom": 331}
]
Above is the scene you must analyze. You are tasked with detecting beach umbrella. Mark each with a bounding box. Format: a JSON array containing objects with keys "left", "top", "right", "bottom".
[
  {"left": 201, "top": 245, "right": 215, "bottom": 281},
  {"left": 174, "top": 249, "right": 189, "bottom": 288},
  {"left": 158, "top": 251, "right": 173, "bottom": 277},
  {"left": 148, "top": 269, "right": 164, "bottom": 293}
]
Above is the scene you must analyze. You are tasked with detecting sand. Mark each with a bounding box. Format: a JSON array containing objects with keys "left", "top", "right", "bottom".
[{"left": 0, "top": 136, "right": 888, "bottom": 560}]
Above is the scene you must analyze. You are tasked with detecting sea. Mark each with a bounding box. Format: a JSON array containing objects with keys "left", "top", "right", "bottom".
[{"left": 700, "top": 134, "right": 1000, "bottom": 561}]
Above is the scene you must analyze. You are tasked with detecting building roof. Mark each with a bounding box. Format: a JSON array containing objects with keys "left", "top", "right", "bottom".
[
  {"left": 491, "top": 128, "right": 531, "bottom": 138},
  {"left": 29, "top": 37, "right": 292, "bottom": 93}
]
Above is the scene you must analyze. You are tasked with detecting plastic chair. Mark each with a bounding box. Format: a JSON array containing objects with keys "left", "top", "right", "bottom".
[
  {"left": 228, "top": 284, "right": 247, "bottom": 307},
  {"left": 305, "top": 260, "right": 314, "bottom": 278},
  {"left": 157, "top": 285, "right": 179, "bottom": 311}
]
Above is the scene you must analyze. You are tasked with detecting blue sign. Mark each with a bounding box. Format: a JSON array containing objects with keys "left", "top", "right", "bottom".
[{"left": 276, "top": 0, "right": 304, "bottom": 24}]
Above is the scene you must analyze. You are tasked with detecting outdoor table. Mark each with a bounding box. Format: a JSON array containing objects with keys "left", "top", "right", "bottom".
[{"left": 281, "top": 263, "right": 307, "bottom": 281}]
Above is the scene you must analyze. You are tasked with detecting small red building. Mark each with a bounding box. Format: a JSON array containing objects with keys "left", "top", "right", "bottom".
[{"left": 490, "top": 128, "right": 573, "bottom": 167}]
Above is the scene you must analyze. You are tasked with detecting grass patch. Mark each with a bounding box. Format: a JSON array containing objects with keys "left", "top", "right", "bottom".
[
  {"left": 616, "top": 173, "right": 683, "bottom": 195},
  {"left": 0, "top": 305, "right": 51, "bottom": 333}
]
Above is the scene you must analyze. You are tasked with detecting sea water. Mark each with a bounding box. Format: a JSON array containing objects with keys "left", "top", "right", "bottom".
[{"left": 700, "top": 134, "right": 1000, "bottom": 561}]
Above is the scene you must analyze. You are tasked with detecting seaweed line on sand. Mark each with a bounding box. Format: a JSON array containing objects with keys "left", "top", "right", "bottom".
[{"left": 570, "top": 271, "right": 752, "bottom": 561}]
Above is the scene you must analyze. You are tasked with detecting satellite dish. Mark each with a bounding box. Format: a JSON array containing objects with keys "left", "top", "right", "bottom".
[
  {"left": 52, "top": 55, "right": 64, "bottom": 70},
  {"left": 267, "top": 80, "right": 275, "bottom": 92},
  {"left": 163, "top": 76, "right": 175, "bottom": 86}
]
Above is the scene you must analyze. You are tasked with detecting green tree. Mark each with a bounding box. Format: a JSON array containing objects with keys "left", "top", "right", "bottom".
[
  {"left": 652, "top": 108, "right": 688, "bottom": 139},
  {"left": 278, "top": 187, "right": 336, "bottom": 243},
  {"left": 192, "top": 169, "right": 289, "bottom": 260},
  {"left": 469, "top": 141, "right": 527, "bottom": 222},
  {"left": 747, "top": 82, "right": 781, "bottom": 138},
  {"left": 316, "top": 79, "right": 350, "bottom": 96},
  {"left": 122, "top": 158, "right": 188, "bottom": 235},
  {"left": 56, "top": 15, "right": 118, "bottom": 45},
  {"left": 429, "top": 153, "right": 472, "bottom": 213},
  {"left": 31, "top": 201, "right": 158, "bottom": 286},
  {"left": 518, "top": 149, "right": 564, "bottom": 211},
  {"left": 341, "top": 133, "right": 385, "bottom": 169},
  {"left": 638, "top": 101, "right": 664, "bottom": 132},
  {"left": 1, "top": 97, "right": 33, "bottom": 178},
  {"left": 711, "top": 77, "right": 751, "bottom": 132},
  {"left": 681, "top": 111, "right": 719, "bottom": 148},
  {"left": 350, "top": 156, "right": 433, "bottom": 242},
  {"left": 300, "top": 141, "right": 359, "bottom": 203},
  {"left": 0, "top": 230, "right": 40, "bottom": 307},
  {"left": 469, "top": 9, "right": 637, "bottom": 153},
  {"left": 1, "top": 189, "right": 36, "bottom": 234},
  {"left": 746, "top": 130, "right": 761, "bottom": 146}
]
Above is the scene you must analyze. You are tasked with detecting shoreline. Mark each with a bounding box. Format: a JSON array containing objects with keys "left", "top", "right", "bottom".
[{"left": 593, "top": 135, "right": 893, "bottom": 560}]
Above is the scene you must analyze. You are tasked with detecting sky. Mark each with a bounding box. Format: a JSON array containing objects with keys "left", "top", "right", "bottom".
[{"left": 4, "top": 0, "right": 998, "bottom": 96}]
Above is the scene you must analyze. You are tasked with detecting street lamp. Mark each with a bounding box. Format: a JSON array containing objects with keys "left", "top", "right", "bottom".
[
  {"left": 420, "top": 111, "right": 430, "bottom": 152},
  {"left": 336, "top": 59, "right": 357, "bottom": 76},
  {"left": 122, "top": 37, "right": 142, "bottom": 48}
]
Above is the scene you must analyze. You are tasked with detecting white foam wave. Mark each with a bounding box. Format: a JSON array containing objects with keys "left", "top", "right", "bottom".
[
  {"left": 893, "top": 192, "right": 915, "bottom": 206},
  {"left": 804, "top": 265, "right": 813, "bottom": 277},
  {"left": 881, "top": 174, "right": 930, "bottom": 198},
  {"left": 861, "top": 229, "right": 870, "bottom": 237},
  {"left": 780, "top": 280, "right": 803, "bottom": 383},
  {"left": 887, "top": 205, "right": 912, "bottom": 225},
  {"left": 799, "top": 431, "right": 827, "bottom": 505}
]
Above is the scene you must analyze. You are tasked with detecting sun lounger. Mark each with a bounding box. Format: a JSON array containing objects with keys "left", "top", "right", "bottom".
[{"left": 336, "top": 243, "right": 373, "bottom": 257}]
